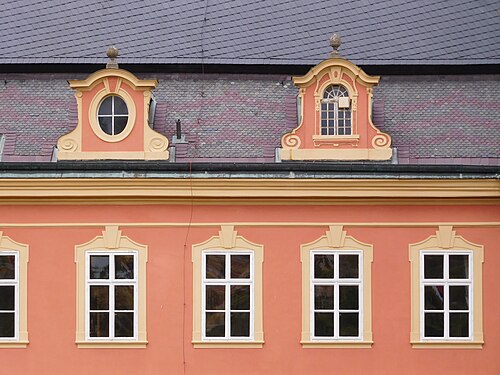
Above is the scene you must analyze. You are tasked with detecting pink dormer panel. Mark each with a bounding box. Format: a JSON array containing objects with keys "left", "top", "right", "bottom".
[
  {"left": 280, "top": 58, "right": 392, "bottom": 161},
  {"left": 57, "top": 68, "right": 169, "bottom": 160}
]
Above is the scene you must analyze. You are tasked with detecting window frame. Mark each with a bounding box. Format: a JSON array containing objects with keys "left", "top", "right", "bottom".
[
  {"left": 0, "top": 233, "right": 28, "bottom": 348},
  {"left": 192, "top": 226, "right": 264, "bottom": 348},
  {"left": 85, "top": 251, "right": 139, "bottom": 342},
  {"left": 201, "top": 250, "right": 254, "bottom": 341},
  {"left": 0, "top": 251, "right": 19, "bottom": 341},
  {"left": 97, "top": 95, "right": 129, "bottom": 136},
  {"left": 310, "top": 250, "right": 363, "bottom": 342},
  {"left": 301, "top": 226, "right": 373, "bottom": 348},
  {"left": 88, "top": 87, "right": 136, "bottom": 143},
  {"left": 420, "top": 251, "right": 473, "bottom": 341},
  {"left": 320, "top": 84, "right": 352, "bottom": 136},
  {"left": 75, "top": 226, "right": 147, "bottom": 348},
  {"left": 409, "top": 226, "right": 483, "bottom": 349}
]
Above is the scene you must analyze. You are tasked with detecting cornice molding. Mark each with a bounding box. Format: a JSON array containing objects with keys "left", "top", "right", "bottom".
[{"left": 0, "top": 179, "right": 497, "bottom": 204}]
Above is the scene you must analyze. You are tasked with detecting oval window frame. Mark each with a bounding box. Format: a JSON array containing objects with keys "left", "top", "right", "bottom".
[{"left": 89, "top": 89, "right": 136, "bottom": 143}]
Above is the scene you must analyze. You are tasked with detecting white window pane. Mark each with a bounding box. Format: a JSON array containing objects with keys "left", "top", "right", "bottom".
[
  {"left": 449, "top": 255, "right": 469, "bottom": 279},
  {"left": 424, "top": 285, "right": 444, "bottom": 310},
  {"left": 0, "top": 256, "right": 15, "bottom": 279},
  {"left": 314, "top": 254, "right": 334, "bottom": 278},
  {"left": 89, "top": 312, "right": 109, "bottom": 337},
  {"left": 230, "top": 312, "right": 250, "bottom": 337},
  {"left": 339, "top": 313, "right": 359, "bottom": 337},
  {"left": 314, "top": 312, "right": 334, "bottom": 337},
  {"left": 115, "top": 255, "right": 134, "bottom": 279},
  {"left": 205, "top": 312, "right": 225, "bottom": 337},
  {"left": 0, "top": 313, "right": 15, "bottom": 337},
  {"left": 314, "top": 285, "right": 334, "bottom": 310},
  {"left": 90, "top": 255, "right": 109, "bottom": 279},
  {"left": 424, "top": 312, "right": 444, "bottom": 337},
  {"left": 206, "top": 255, "right": 225, "bottom": 279},
  {"left": 424, "top": 255, "right": 443, "bottom": 279}
]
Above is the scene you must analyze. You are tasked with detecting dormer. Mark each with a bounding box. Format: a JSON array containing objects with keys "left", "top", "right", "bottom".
[
  {"left": 57, "top": 47, "right": 169, "bottom": 160},
  {"left": 280, "top": 35, "right": 392, "bottom": 161}
]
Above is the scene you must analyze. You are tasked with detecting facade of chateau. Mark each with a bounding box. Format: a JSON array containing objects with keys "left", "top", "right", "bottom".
[{"left": 0, "top": 1, "right": 499, "bottom": 374}]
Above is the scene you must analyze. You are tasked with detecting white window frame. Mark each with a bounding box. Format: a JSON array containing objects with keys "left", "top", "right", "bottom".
[
  {"left": 320, "top": 84, "right": 352, "bottom": 136},
  {"left": 201, "top": 250, "right": 254, "bottom": 342},
  {"left": 310, "top": 250, "right": 363, "bottom": 342},
  {"left": 97, "top": 95, "right": 129, "bottom": 136},
  {"left": 0, "top": 251, "right": 19, "bottom": 342},
  {"left": 420, "top": 251, "right": 473, "bottom": 341},
  {"left": 85, "top": 251, "right": 138, "bottom": 342}
]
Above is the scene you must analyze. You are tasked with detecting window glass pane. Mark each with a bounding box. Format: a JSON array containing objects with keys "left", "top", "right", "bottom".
[
  {"left": 450, "top": 313, "right": 469, "bottom": 337},
  {"left": 449, "top": 255, "right": 469, "bottom": 279},
  {"left": 205, "top": 312, "right": 225, "bottom": 337},
  {"left": 339, "top": 254, "right": 359, "bottom": 278},
  {"left": 339, "top": 285, "right": 358, "bottom": 310},
  {"left": 206, "top": 285, "right": 225, "bottom": 310},
  {"left": 321, "top": 128, "right": 327, "bottom": 135},
  {"left": 115, "top": 286, "right": 134, "bottom": 310},
  {"left": 206, "top": 255, "right": 225, "bottom": 279},
  {"left": 424, "top": 312, "right": 444, "bottom": 337},
  {"left": 113, "top": 97, "right": 128, "bottom": 115},
  {"left": 424, "top": 285, "right": 444, "bottom": 310},
  {"left": 115, "top": 312, "right": 134, "bottom": 337},
  {"left": 339, "top": 313, "right": 359, "bottom": 337},
  {"left": 98, "top": 97, "right": 112, "bottom": 115},
  {"left": 230, "top": 312, "right": 250, "bottom": 337},
  {"left": 230, "top": 285, "right": 250, "bottom": 310},
  {"left": 0, "top": 313, "right": 15, "bottom": 337},
  {"left": 89, "top": 312, "right": 109, "bottom": 337},
  {"left": 89, "top": 286, "right": 109, "bottom": 310},
  {"left": 0, "top": 256, "right": 15, "bottom": 279},
  {"left": 314, "top": 254, "right": 334, "bottom": 278},
  {"left": 449, "top": 286, "right": 468, "bottom": 310},
  {"left": 424, "top": 255, "right": 443, "bottom": 279},
  {"left": 115, "top": 255, "right": 134, "bottom": 279},
  {"left": 314, "top": 312, "right": 334, "bottom": 337},
  {"left": 90, "top": 255, "right": 109, "bottom": 279},
  {"left": 98, "top": 116, "right": 112, "bottom": 135},
  {"left": 231, "top": 255, "right": 250, "bottom": 279},
  {"left": 314, "top": 285, "right": 334, "bottom": 310},
  {"left": 114, "top": 117, "right": 128, "bottom": 135},
  {"left": 0, "top": 286, "right": 15, "bottom": 310}
]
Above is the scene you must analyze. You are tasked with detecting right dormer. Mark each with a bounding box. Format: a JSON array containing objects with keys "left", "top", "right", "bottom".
[{"left": 280, "top": 34, "right": 392, "bottom": 161}]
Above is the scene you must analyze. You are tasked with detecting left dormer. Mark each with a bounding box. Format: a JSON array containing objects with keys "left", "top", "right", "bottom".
[{"left": 57, "top": 48, "right": 169, "bottom": 160}]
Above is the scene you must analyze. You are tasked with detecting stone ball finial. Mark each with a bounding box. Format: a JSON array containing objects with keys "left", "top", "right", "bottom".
[
  {"left": 329, "top": 34, "right": 342, "bottom": 58},
  {"left": 106, "top": 46, "right": 119, "bottom": 69}
]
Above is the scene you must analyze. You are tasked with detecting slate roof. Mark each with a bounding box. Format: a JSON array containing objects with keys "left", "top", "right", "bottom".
[
  {"left": 0, "top": 0, "right": 499, "bottom": 66},
  {"left": 1, "top": 72, "right": 498, "bottom": 164}
]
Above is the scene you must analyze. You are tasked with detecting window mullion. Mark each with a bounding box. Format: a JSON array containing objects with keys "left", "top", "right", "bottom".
[{"left": 110, "top": 255, "right": 115, "bottom": 339}]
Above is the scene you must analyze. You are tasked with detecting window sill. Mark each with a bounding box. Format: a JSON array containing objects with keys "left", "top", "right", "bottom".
[
  {"left": 411, "top": 341, "right": 483, "bottom": 349},
  {"left": 301, "top": 341, "right": 373, "bottom": 348},
  {"left": 0, "top": 340, "right": 29, "bottom": 348},
  {"left": 76, "top": 340, "right": 148, "bottom": 349},
  {"left": 312, "top": 135, "right": 360, "bottom": 147},
  {"left": 192, "top": 340, "right": 264, "bottom": 348}
]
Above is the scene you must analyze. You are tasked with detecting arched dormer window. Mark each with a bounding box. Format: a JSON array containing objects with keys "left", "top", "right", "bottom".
[{"left": 321, "top": 85, "right": 351, "bottom": 136}]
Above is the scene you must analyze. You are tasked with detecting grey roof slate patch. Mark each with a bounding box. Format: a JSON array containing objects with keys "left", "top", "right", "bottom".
[
  {"left": 0, "top": 72, "right": 498, "bottom": 164},
  {"left": 0, "top": 0, "right": 498, "bottom": 66}
]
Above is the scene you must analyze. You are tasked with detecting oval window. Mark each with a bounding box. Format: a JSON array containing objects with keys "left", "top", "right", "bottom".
[{"left": 97, "top": 96, "right": 129, "bottom": 136}]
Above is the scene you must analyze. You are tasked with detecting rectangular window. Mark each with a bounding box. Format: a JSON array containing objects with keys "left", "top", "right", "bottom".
[
  {"left": 0, "top": 253, "right": 18, "bottom": 340},
  {"left": 202, "top": 252, "right": 253, "bottom": 340},
  {"left": 86, "top": 252, "right": 137, "bottom": 341},
  {"left": 421, "top": 252, "right": 472, "bottom": 340},
  {"left": 311, "top": 251, "right": 362, "bottom": 340}
]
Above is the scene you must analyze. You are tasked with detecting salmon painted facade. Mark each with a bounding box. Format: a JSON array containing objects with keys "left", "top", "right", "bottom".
[{"left": 0, "top": 1, "right": 499, "bottom": 374}]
